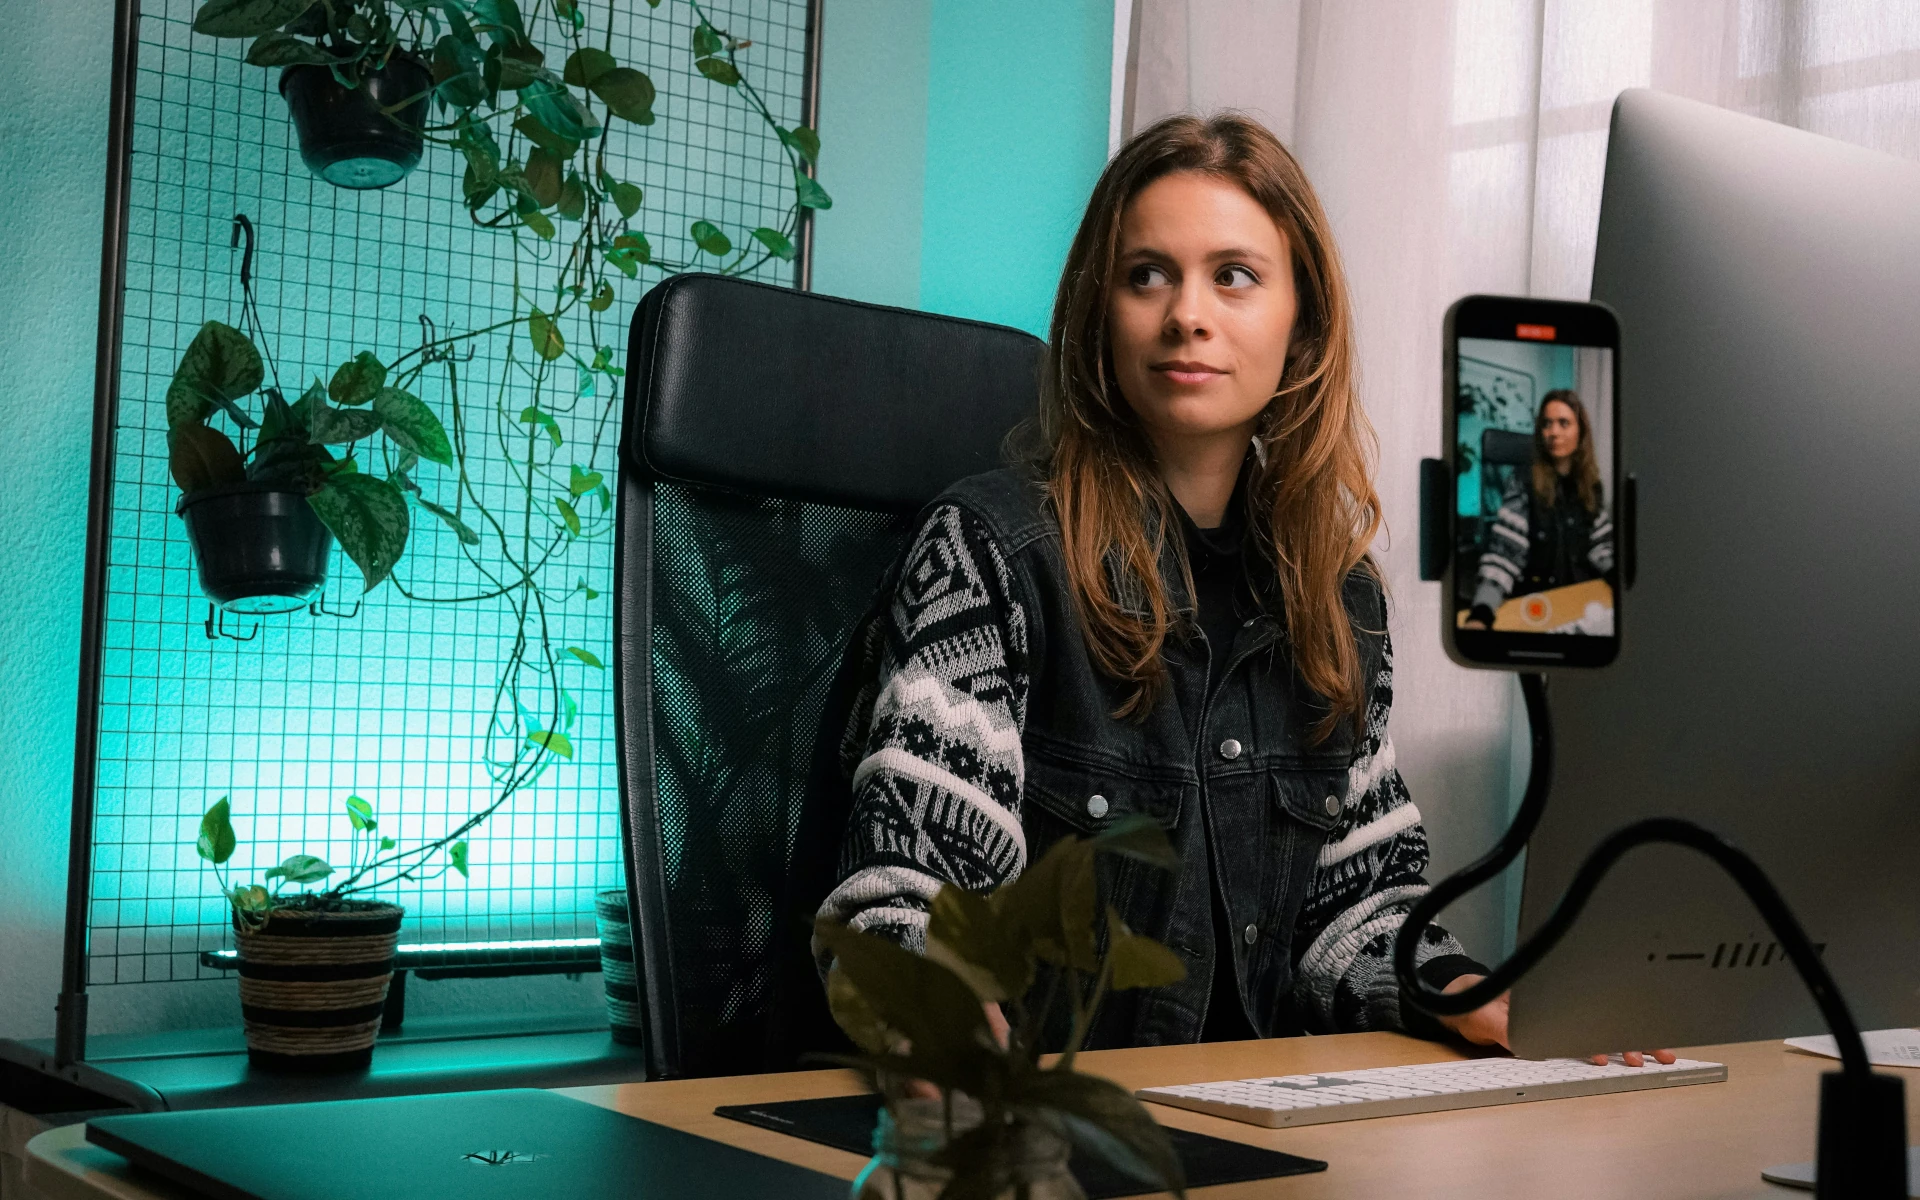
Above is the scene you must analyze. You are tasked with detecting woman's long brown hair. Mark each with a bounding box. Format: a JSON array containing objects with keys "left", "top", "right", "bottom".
[
  {"left": 1030, "top": 113, "right": 1381, "bottom": 739},
  {"left": 1531, "top": 389, "right": 1603, "bottom": 514}
]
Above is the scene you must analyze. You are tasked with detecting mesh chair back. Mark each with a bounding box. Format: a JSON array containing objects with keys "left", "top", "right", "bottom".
[{"left": 615, "top": 274, "right": 1044, "bottom": 1079}]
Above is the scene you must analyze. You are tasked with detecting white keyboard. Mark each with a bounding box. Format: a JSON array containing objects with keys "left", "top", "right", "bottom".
[{"left": 1137, "top": 1055, "right": 1727, "bottom": 1128}]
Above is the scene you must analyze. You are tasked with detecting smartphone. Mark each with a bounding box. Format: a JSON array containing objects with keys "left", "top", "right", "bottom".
[{"left": 1442, "top": 295, "right": 1622, "bottom": 669}]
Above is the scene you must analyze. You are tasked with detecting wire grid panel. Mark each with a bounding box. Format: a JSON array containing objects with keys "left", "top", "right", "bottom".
[{"left": 91, "top": 0, "right": 811, "bottom": 985}]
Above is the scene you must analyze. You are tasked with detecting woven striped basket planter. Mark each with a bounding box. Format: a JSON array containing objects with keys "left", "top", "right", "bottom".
[
  {"left": 234, "top": 901, "right": 402, "bottom": 1071},
  {"left": 594, "top": 890, "right": 644, "bottom": 1046}
]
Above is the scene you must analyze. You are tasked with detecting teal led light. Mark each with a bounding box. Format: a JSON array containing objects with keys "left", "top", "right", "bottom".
[{"left": 207, "top": 936, "right": 601, "bottom": 962}]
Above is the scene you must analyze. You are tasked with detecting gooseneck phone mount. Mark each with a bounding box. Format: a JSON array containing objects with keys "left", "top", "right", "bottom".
[{"left": 1399, "top": 458, "right": 1908, "bottom": 1200}]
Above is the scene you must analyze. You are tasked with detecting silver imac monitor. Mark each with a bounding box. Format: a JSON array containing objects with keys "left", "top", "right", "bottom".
[{"left": 1506, "top": 88, "right": 1920, "bottom": 1058}]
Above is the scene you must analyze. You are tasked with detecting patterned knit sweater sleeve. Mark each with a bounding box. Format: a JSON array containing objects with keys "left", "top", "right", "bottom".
[
  {"left": 814, "top": 504, "right": 1032, "bottom": 963},
  {"left": 1289, "top": 634, "right": 1486, "bottom": 1034}
]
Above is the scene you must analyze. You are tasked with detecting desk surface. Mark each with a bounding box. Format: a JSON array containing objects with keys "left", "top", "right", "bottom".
[{"left": 26, "top": 1033, "right": 1918, "bottom": 1200}]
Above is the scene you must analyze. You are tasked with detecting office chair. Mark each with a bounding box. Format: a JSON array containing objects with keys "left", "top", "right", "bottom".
[
  {"left": 1454, "top": 427, "right": 1537, "bottom": 607},
  {"left": 613, "top": 273, "right": 1044, "bottom": 1080}
]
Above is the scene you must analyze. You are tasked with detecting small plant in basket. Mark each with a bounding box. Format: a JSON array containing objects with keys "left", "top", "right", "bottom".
[
  {"left": 194, "top": 793, "right": 471, "bottom": 1070},
  {"left": 814, "top": 817, "right": 1191, "bottom": 1200}
]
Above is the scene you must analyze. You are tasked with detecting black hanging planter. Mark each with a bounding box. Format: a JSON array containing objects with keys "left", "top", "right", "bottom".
[
  {"left": 177, "top": 482, "right": 332, "bottom": 615},
  {"left": 278, "top": 52, "right": 431, "bottom": 190}
]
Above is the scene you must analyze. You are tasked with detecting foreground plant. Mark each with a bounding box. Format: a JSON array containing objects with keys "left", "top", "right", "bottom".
[{"left": 816, "top": 817, "right": 1191, "bottom": 1200}]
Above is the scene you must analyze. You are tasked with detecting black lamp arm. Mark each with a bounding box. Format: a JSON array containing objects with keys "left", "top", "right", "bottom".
[{"left": 1391, "top": 672, "right": 1875, "bottom": 1085}]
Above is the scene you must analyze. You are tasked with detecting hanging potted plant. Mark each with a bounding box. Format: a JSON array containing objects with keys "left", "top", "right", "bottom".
[
  {"left": 191, "top": 0, "right": 452, "bottom": 189},
  {"left": 194, "top": 793, "right": 470, "bottom": 1071},
  {"left": 167, "top": 295, "right": 454, "bottom": 613},
  {"left": 817, "top": 819, "right": 1191, "bottom": 1200}
]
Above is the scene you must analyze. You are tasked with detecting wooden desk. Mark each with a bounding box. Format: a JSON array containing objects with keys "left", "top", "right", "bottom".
[{"left": 25, "top": 1034, "right": 1918, "bottom": 1199}]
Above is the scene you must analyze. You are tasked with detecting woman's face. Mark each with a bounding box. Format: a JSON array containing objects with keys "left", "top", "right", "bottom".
[
  {"left": 1107, "top": 171, "right": 1298, "bottom": 453},
  {"left": 1539, "top": 400, "right": 1581, "bottom": 464}
]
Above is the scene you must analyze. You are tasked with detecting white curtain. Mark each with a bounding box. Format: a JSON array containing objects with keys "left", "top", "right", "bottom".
[{"left": 1119, "top": 0, "right": 1920, "bottom": 958}]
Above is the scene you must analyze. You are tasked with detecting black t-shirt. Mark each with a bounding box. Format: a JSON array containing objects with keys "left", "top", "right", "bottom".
[{"left": 1171, "top": 488, "right": 1264, "bottom": 1043}]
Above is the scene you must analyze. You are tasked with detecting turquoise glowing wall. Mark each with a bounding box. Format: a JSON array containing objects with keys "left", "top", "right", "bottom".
[{"left": 0, "top": 0, "right": 1115, "bottom": 1040}]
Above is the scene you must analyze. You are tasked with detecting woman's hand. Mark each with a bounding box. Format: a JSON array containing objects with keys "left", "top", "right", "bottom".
[
  {"left": 1435, "top": 974, "right": 1677, "bottom": 1066},
  {"left": 1435, "top": 973, "right": 1510, "bottom": 1049}
]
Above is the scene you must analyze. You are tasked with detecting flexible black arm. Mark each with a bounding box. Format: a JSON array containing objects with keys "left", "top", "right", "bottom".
[{"left": 1391, "top": 672, "right": 1875, "bottom": 1084}]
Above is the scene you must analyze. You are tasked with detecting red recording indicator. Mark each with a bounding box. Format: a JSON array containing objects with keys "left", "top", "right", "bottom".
[{"left": 1515, "top": 323, "right": 1557, "bottom": 341}]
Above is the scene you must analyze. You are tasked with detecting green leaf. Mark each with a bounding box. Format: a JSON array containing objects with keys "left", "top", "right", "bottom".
[
  {"left": 557, "top": 171, "right": 586, "bottom": 221},
  {"left": 927, "top": 884, "right": 1033, "bottom": 1003},
  {"left": 307, "top": 392, "right": 383, "bottom": 445},
  {"left": 345, "top": 794, "right": 375, "bottom": 831},
  {"left": 419, "top": 498, "right": 481, "bottom": 545},
  {"left": 1092, "top": 814, "right": 1183, "bottom": 872},
  {"left": 521, "top": 74, "right": 599, "bottom": 143},
  {"left": 690, "top": 220, "right": 732, "bottom": 256},
  {"left": 521, "top": 209, "right": 556, "bottom": 239},
  {"left": 694, "top": 56, "right": 740, "bottom": 86},
  {"left": 552, "top": 0, "right": 583, "bottom": 28},
  {"left": 167, "top": 321, "right": 263, "bottom": 429},
  {"left": 691, "top": 22, "right": 724, "bottom": 57},
  {"left": 555, "top": 495, "right": 581, "bottom": 535},
  {"left": 577, "top": 576, "right": 600, "bottom": 600},
  {"left": 520, "top": 405, "right": 563, "bottom": 447},
  {"left": 588, "top": 281, "right": 615, "bottom": 312},
  {"left": 169, "top": 422, "right": 246, "bottom": 492},
  {"left": 523, "top": 147, "right": 564, "bottom": 208},
  {"left": 609, "top": 180, "right": 643, "bottom": 219},
  {"left": 777, "top": 124, "right": 820, "bottom": 164},
  {"left": 511, "top": 113, "right": 577, "bottom": 159},
  {"left": 528, "top": 309, "right": 565, "bottom": 360},
  {"left": 265, "top": 853, "right": 333, "bottom": 885},
  {"left": 328, "top": 351, "right": 386, "bottom": 407},
  {"left": 527, "top": 730, "right": 573, "bottom": 759},
  {"left": 993, "top": 836, "right": 1098, "bottom": 971},
  {"left": 435, "top": 34, "right": 489, "bottom": 109},
  {"left": 373, "top": 387, "right": 453, "bottom": 465},
  {"left": 379, "top": 835, "right": 397, "bottom": 850},
  {"left": 449, "top": 840, "right": 470, "bottom": 877},
  {"left": 231, "top": 884, "right": 271, "bottom": 913},
  {"left": 568, "top": 463, "right": 603, "bottom": 496},
  {"left": 562, "top": 46, "right": 614, "bottom": 86},
  {"left": 794, "top": 168, "right": 833, "bottom": 210},
  {"left": 750, "top": 227, "right": 795, "bottom": 262},
  {"left": 826, "top": 964, "right": 895, "bottom": 1056},
  {"left": 564, "top": 646, "right": 604, "bottom": 669},
  {"left": 308, "top": 473, "right": 411, "bottom": 592},
  {"left": 471, "top": 0, "right": 526, "bottom": 44},
  {"left": 193, "top": 0, "right": 317, "bottom": 37},
  {"left": 813, "top": 920, "right": 998, "bottom": 1096},
  {"left": 590, "top": 67, "right": 656, "bottom": 124},
  {"left": 1105, "top": 905, "right": 1187, "bottom": 990},
  {"left": 196, "top": 797, "right": 237, "bottom": 865},
  {"left": 612, "top": 231, "right": 651, "bottom": 263},
  {"left": 245, "top": 30, "right": 331, "bottom": 65}
]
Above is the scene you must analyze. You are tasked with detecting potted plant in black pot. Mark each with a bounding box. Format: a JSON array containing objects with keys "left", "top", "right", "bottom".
[
  {"left": 191, "top": 0, "right": 458, "bottom": 188},
  {"left": 168, "top": 316, "right": 452, "bottom": 612},
  {"left": 195, "top": 794, "right": 470, "bottom": 1070}
]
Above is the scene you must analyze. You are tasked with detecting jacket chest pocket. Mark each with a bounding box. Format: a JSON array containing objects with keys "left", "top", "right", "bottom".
[{"left": 1019, "top": 745, "right": 1189, "bottom": 835}]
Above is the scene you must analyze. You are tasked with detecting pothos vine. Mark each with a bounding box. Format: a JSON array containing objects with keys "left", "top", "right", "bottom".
[{"left": 180, "top": 0, "right": 826, "bottom": 912}]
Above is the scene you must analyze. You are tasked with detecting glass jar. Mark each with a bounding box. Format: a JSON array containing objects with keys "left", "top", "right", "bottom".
[{"left": 852, "top": 1095, "right": 1085, "bottom": 1200}]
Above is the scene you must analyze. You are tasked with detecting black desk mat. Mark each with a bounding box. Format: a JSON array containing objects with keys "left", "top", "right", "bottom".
[{"left": 715, "top": 1092, "right": 1325, "bottom": 1198}]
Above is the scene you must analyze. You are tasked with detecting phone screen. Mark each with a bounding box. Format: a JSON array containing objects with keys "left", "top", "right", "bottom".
[{"left": 1447, "top": 297, "right": 1620, "bottom": 668}]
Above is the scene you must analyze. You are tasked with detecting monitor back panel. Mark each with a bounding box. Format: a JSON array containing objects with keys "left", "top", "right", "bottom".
[
  {"left": 86, "top": 1088, "right": 848, "bottom": 1200},
  {"left": 1511, "top": 88, "right": 1920, "bottom": 1057}
]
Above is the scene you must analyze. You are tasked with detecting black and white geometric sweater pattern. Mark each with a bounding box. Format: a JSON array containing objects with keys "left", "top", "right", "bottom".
[{"left": 816, "top": 503, "right": 1469, "bottom": 1035}]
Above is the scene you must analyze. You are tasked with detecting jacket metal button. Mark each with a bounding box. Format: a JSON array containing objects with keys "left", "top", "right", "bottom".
[
  {"left": 1324, "top": 794, "right": 1343, "bottom": 818},
  {"left": 1243, "top": 923, "right": 1258, "bottom": 946},
  {"left": 1087, "top": 794, "right": 1109, "bottom": 819},
  {"left": 1218, "top": 738, "right": 1243, "bottom": 760}
]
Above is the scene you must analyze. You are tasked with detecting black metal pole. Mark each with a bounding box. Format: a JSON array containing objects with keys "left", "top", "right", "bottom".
[
  {"left": 56, "top": 0, "right": 141, "bottom": 1068},
  {"left": 793, "top": 0, "right": 823, "bottom": 292}
]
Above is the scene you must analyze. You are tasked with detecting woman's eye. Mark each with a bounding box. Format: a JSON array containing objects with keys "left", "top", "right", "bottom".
[
  {"left": 1128, "top": 264, "right": 1169, "bottom": 288},
  {"left": 1217, "top": 265, "right": 1258, "bottom": 289}
]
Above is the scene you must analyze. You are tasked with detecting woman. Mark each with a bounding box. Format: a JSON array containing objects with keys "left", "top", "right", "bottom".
[
  {"left": 1465, "top": 389, "right": 1615, "bottom": 630},
  {"left": 815, "top": 113, "right": 1504, "bottom": 1050}
]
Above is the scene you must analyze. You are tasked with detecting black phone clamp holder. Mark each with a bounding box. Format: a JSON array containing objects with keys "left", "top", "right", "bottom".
[{"left": 1391, "top": 673, "right": 1908, "bottom": 1197}]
